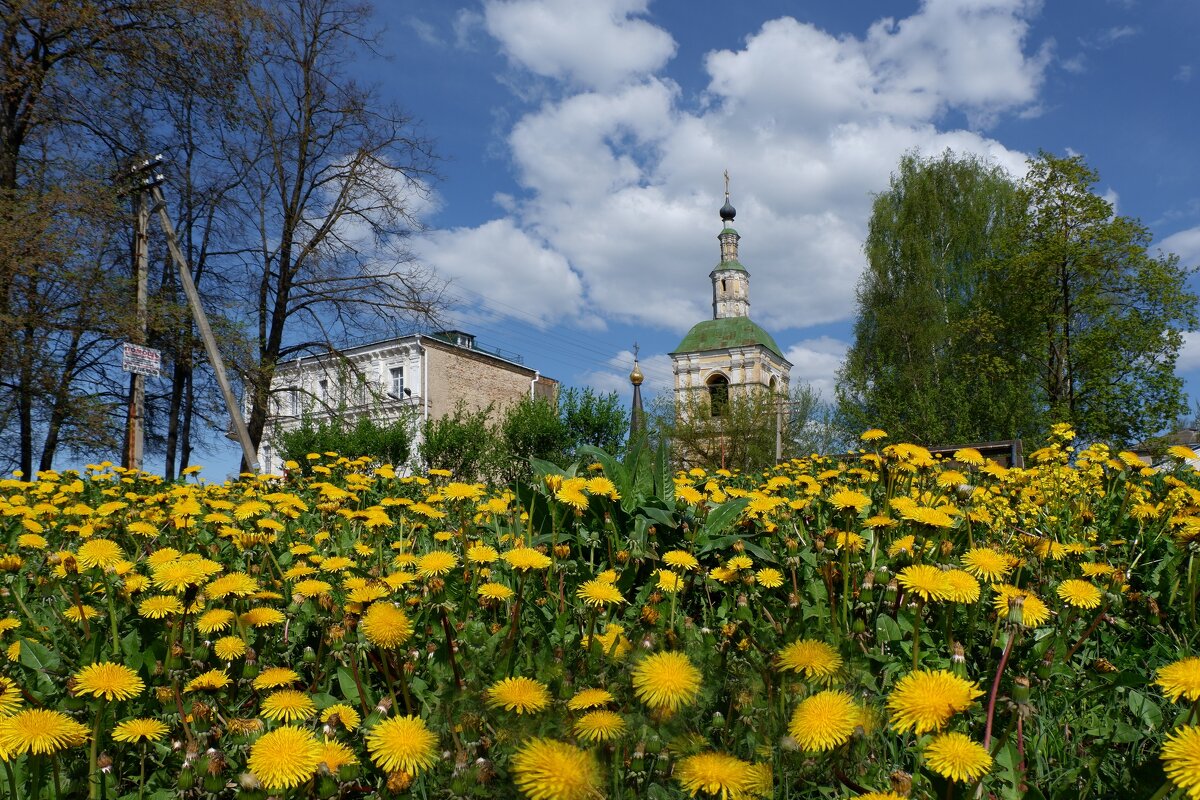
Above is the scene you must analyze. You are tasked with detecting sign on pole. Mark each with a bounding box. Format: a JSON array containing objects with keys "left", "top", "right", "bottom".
[{"left": 122, "top": 343, "right": 161, "bottom": 376}]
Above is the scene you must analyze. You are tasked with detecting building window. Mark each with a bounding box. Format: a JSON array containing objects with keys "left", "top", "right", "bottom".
[
  {"left": 707, "top": 374, "right": 729, "bottom": 417},
  {"left": 318, "top": 379, "right": 328, "bottom": 402},
  {"left": 289, "top": 388, "right": 300, "bottom": 416},
  {"left": 390, "top": 367, "right": 404, "bottom": 398}
]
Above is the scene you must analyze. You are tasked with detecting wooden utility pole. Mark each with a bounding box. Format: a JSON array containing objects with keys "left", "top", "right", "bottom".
[
  {"left": 149, "top": 184, "right": 259, "bottom": 472},
  {"left": 123, "top": 164, "right": 154, "bottom": 470}
]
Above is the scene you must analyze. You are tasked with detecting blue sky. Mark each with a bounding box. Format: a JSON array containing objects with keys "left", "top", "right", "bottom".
[{"left": 200, "top": 0, "right": 1200, "bottom": 475}]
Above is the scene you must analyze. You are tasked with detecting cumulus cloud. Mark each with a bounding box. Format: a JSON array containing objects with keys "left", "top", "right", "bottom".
[
  {"left": 578, "top": 349, "right": 675, "bottom": 397},
  {"left": 1177, "top": 331, "right": 1200, "bottom": 374},
  {"left": 1160, "top": 225, "right": 1200, "bottom": 265},
  {"left": 784, "top": 337, "right": 850, "bottom": 400},
  {"left": 483, "top": 0, "right": 676, "bottom": 90},
  {"left": 422, "top": 0, "right": 1050, "bottom": 364}
]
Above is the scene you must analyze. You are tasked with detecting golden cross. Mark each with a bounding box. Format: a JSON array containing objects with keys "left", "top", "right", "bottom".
[{"left": 723, "top": 169, "right": 730, "bottom": 198}]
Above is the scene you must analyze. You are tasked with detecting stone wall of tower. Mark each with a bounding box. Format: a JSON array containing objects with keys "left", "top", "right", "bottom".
[{"left": 712, "top": 269, "right": 750, "bottom": 319}]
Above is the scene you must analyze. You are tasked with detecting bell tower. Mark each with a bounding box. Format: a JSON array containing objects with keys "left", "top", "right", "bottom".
[{"left": 712, "top": 173, "right": 750, "bottom": 319}]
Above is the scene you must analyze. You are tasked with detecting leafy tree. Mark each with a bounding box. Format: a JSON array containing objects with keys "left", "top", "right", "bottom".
[
  {"left": 837, "top": 150, "right": 1033, "bottom": 444},
  {"left": 277, "top": 413, "right": 412, "bottom": 474},
  {"left": 419, "top": 402, "right": 503, "bottom": 482},
  {"left": 653, "top": 382, "right": 841, "bottom": 472},
  {"left": 1014, "top": 152, "right": 1197, "bottom": 444},
  {"left": 499, "top": 397, "right": 569, "bottom": 482},
  {"left": 559, "top": 387, "right": 628, "bottom": 456}
]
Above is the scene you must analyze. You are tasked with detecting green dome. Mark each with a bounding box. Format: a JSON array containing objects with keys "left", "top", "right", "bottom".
[{"left": 673, "top": 317, "right": 786, "bottom": 359}]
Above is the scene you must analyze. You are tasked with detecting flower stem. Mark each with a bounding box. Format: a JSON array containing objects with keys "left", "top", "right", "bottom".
[
  {"left": 984, "top": 629, "right": 1017, "bottom": 749},
  {"left": 88, "top": 701, "right": 104, "bottom": 800}
]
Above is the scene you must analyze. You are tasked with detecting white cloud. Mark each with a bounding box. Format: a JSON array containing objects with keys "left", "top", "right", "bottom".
[
  {"left": 578, "top": 349, "right": 674, "bottom": 397},
  {"left": 483, "top": 0, "right": 677, "bottom": 90},
  {"left": 1177, "top": 65, "right": 1193, "bottom": 83},
  {"left": 408, "top": 17, "right": 443, "bottom": 47},
  {"left": 1177, "top": 331, "right": 1200, "bottom": 374},
  {"left": 413, "top": 219, "right": 585, "bottom": 327},
  {"left": 1160, "top": 225, "right": 1200, "bottom": 265},
  {"left": 424, "top": 1, "right": 1049, "bottom": 344},
  {"left": 784, "top": 336, "right": 849, "bottom": 400}
]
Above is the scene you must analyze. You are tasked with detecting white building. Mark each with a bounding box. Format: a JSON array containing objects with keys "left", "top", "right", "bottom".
[{"left": 258, "top": 330, "right": 557, "bottom": 473}]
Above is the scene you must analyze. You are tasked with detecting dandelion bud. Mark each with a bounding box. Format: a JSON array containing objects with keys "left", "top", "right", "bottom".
[
  {"left": 785, "top": 537, "right": 798, "bottom": 552},
  {"left": 238, "top": 772, "right": 261, "bottom": 790},
  {"left": 787, "top": 592, "right": 800, "bottom": 609},
  {"left": 98, "top": 753, "right": 113, "bottom": 773},
  {"left": 711, "top": 711, "right": 726, "bottom": 730},
  {"left": 177, "top": 767, "right": 196, "bottom": 791},
  {"left": 889, "top": 770, "right": 912, "bottom": 795},
  {"left": 303, "top": 646, "right": 316, "bottom": 663},
  {"left": 885, "top": 578, "right": 899, "bottom": 600},
  {"left": 737, "top": 593, "right": 748, "bottom": 608},
  {"left": 1007, "top": 594, "right": 1025, "bottom": 627},
  {"left": 951, "top": 642, "right": 967, "bottom": 678},
  {"left": 387, "top": 770, "right": 414, "bottom": 792},
  {"left": 1012, "top": 676, "right": 1031, "bottom": 705},
  {"left": 616, "top": 550, "right": 629, "bottom": 563},
  {"left": 732, "top": 540, "right": 745, "bottom": 553},
  {"left": 317, "top": 774, "right": 339, "bottom": 798},
  {"left": 553, "top": 544, "right": 570, "bottom": 558},
  {"left": 376, "top": 696, "right": 393, "bottom": 715}
]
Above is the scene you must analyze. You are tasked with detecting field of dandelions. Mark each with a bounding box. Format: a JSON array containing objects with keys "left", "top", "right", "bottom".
[{"left": 1, "top": 424, "right": 1200, "bottom": 799}]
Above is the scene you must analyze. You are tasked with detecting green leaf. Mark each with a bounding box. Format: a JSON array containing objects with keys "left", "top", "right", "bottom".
[
  {"left": 700, "top": 496, "right": 750, "bottom": 539},
  {"left": 336, "top": 667, "right": 361, "bottom": 705},
  {"left": 18, "top": 637, "right": 60, "bottom": 671}
]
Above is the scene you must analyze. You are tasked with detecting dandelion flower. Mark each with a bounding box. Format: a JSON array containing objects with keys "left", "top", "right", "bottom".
[
  {"left": 0, "top": 708, "right": 89, "bottom": 755},
  {"left": 184, "top": 669, "right": 231, "bottom": 693},
  {"left": 253, "top": 667, "right": 300, "bottom": 690},
  {"left": 503, "top": 547, "right": 552, "bottom": 571},
  {"left": 943, "top": 570, "right": 981, "bottom": 604},
  {"left": 468, "top": 544, "right": 499, "bottom": 563},
  {"left": 486, "top": 677, "right": 551, "bottom": 714},
  {"left": 510, "top": 738, "right": 602, "bottom": 800},
  {"left": 213, "top": 637, "right": 247, "bottom": 661},
  {"left": 360, "top": 602, "right": 414, "bottom": 649},
  {"left": 897, "top": 564, "right": 952, "bottom": 602},
  {"left": 886, "top": 669, "right": 983, "bottom": 734},
  {"left": 574, "top": 710, "right": 626, "bottom": 742},
  {"left": 75, "top": 539, "right": 124, "bottom": 570},
  {"left": 442, "top": 482, "right": 484, "bottom": 501},
  {"left": 0, "top": 677, "right": 21, "bottom": 716},
  {"left": 196, "top": 609, "right": 235, "bottom": 634},
  {"left": 417, "top": 550, "right": 458, "bottom": 577},
  {"left": 1157, "top": 657, "right": 1200, "bottom": 703},
  {"left": 240, "top": 607, "right": 285, "bottom": 627},
  {"left": 112, "top": 718, "right": 169, "bottom": 743},
  {"left": 675, "top": 751, "right": 753, "bottom": 798},
  {"left": 663, "top": 550, "right": 700, "bottom": 571},
  {"left": 321, "top": 703, "right": 361, "bottom": 731},
  {"left": 1161, "top": 725, "right": 1200, "bottom": 799},
  {"left": 726, "top": 554, "right": 753, "bottom": 572},
  {"left": 567, "top": 688, "right": 614, "bottom": 711},
  {"left": 924, "top": 732, "right": 992, "bottom": 783},
  {"left": 206, "top": 572, "right": 259, "bottom": 599},
  {"left": 787, "top": 690, "right": 860, "bottom": 751},
  {"left": 138, "top": 595, "right": 184, "bottom": 619},
  {"left": 576, "top": 579, "right": 624, "bottom": 608},
  {"left": 247, "top": 725, "right": 322, "bottom": 790},
  {"left": 318, "top": 739, "right": 358, "bottom": 773},
  {"left": 632, "top": 651, "right": 702, "bottom": 711},
  {"left": 72, "top": 662, "right": 144, "bottom": 701},
  {"left": 829, "top": 489, "right": 871, "bottom": 512},
  {"left": 366, "top": 715, "right": 439, "bottom": 775},
  {"left": 657, "top": 570, "right": 684, "bottom": 593},
  {"left": 861, "top": 428, "right": 888, "bottom": 441},
  {"left": 261, "top": 689, "right": 316, "bottom": 723},
  {"left": 755, "top": 568, "right": 784, "bottom": 589},
  {"left": 776, "top": 640, "right": 842, "bottom": 680},
  {"left": 152, "top": 559, "right": 212, "bottom": 592},
  {"left": 1057, "top": 579, "right": 1103, "bottom": 609},
  {"left": 479, "top": 582, "right": 515, "bottom": 601}
]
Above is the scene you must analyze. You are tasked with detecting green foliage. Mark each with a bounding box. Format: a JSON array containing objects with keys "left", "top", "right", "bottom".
[
  {"left": 839, "top": 148, "right": 1198, "bottom": 447},
  {"left": 277, "top": 413, "right": 412, "bottom": 473},
  {"left": 559, "top": 387, "right": 629, "bottom": 455},
  {"left": 499, "top": 397, "right": 569, "bottom": 482},
  {"left": 837, "top": 149, "right": 1034, "bottom": 444},
  {"left": 419, "top": 402, "right": 503, "bottom": 481},
  {"left": 652, "top": 382, "right": 842, "bottom": 472}
]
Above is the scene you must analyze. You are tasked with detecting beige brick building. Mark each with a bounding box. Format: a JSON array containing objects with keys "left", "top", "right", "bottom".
[{"left": 257, "top": 331, "right": 557, "bottom": 473}]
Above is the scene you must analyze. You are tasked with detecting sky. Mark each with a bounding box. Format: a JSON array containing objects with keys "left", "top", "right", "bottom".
[{"left": 203, "top": 0, "right": 1200, "bottom": 476}]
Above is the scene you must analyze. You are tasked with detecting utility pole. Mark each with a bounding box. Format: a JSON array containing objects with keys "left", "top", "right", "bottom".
[
  {"left": 122, "top": 159, "right": 158, "bottom": 471},
  {"left": 148, "top": 183, "right": 259, "bottom": 472}
]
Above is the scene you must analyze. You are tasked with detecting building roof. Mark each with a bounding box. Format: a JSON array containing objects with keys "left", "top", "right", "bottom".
[{"left": 672, "top": 316, "right": 787, "bottom": 360}]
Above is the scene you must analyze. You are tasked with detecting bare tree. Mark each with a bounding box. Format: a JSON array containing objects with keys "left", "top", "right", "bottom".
[{"left": 229, "top": 0, "right": 443, "bottom": 469}]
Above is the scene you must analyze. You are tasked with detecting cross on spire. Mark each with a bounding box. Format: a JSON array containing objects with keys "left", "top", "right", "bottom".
[{"left": 723, "top": 169, "right": 730, "bottom": 198}]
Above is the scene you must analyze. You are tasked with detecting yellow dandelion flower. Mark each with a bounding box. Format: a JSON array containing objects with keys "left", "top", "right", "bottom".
[
  {"left": 183, "top": 669, "right": 231, "bottom": 693},
  {"left": 138, "top": 595, "right": 183, "bottom": 619},
  {"left": 417, "top": 550, "right": 458, "bottom": 577},
  {"left": 829, "top": 489, "right": 871, "bottom": 512},
  {"left": 574, "top": 710, "right": 626, "bottom": 742},
  {"left": 1056, "top": 579, "right": 1103, "bottom": 609},
  {"left": 261, "top": 689, "right": 315, "bottom": 723},
  {"left": 72, "top": 662, "right": 144, "bottom": 701},
  {"left": 478, "top": 582, "right": 515, "bottom": 601},
  {"left": 943, "top": 570, "right": 981, "bottom": 604},
  {"left": 213, "top": 637, "right": 247, "bottom": 661},
  {"left": 253, "top": 667, "right": 300, "bottom": 690},
  {"left": 240, "top": 607, "right": 285, "bottom": 628},
  {"left": 317, "top": 739, "right": 358, "bottom": 773},
  {"left": 675, "top": 751, "right": 754, "bottom": 799},
  {"left": 76, "top": 539, "right": 124, "bottom": 570},
  {"left": 576, "top": 579, "right": 624, "bottom": 607},
  {"left": 366, "top": 715, "right": 439, "bottom": 775},
  {"left": 961, "top": 548, "right": 1012, "bottom": 582},
  {"left": 0, "top": 708, "right": 89, "bottom": 755},
  {"left": 196, "top": 609, "right": 235, "bottom": 634},
  {"left": 247, "top": 725, "right": 322, "bottom": 790},
  {"left": 776, "top": 640, "right": 842, "bottom": 680},
  {"left": 503, "top": 547, "right": 552, "bottom": 571},
  {"left": 468, "top": 544, "right": 499, "bottom": 564},
  {"left": 510, "top": 738, "right": 602, "bottom": 800},
  {"left": 1161, "top": 725, "right": 1200, "bottom": 799},
  {"left": 657, "top": 570, "right": 684, "bottom": 593},
  {"left": 1156, "top": 657, "right": 1200, "bottom": 703},
  {"left": 360, "top": 602, "right": 414, "bottom": 649},
  {"left": 632, "top": 651, "right": 702, "bottom": 711},
  {"left": 924, "top": 732, "right": 992, "bottom": 782},
  {"left": 755, "top": 568, "right": 784, "bottom": 589},
  {"left": 788, "top": 690, "right": 860, "bottom": 751},
  {"left": 111, "top": 718, "right": 168, "bottom": 743},
  {"left": 897, "top": 564, "right": 952, "bottom": 602},
  {"left": 486, "top": 677, "right": 551, "bottom": 714},
  {"left": 567, "top": 688, "right": 614, "bottom": 710},
  {"left": 321, "top": 703, "right": 361, "bottom": 731},
  {"left": 886, "top": 669, "right": 983, "bottom": 734}
]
